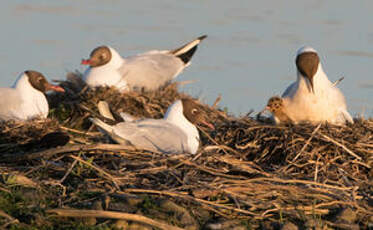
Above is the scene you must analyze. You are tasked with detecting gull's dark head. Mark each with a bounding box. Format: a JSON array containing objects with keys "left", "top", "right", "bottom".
[
  {"left": 181, "top": 98, "right": 214, "bottom": 130},
  {"left": 26, "top": 70, "right": 65, "bottom": 93},
  {"left": 296, "top": 46, "right": 320, "bottom": 94},
  {"left": 81, "top": 46, "right": 112, "bottom": 67}
]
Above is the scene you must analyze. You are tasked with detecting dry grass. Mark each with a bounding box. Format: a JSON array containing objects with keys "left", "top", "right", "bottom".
[{"left": 0, "top": 72, "right": 371, "bottom": 229}]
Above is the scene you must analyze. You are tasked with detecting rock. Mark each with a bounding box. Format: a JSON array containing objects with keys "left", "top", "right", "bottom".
[
  {"left": 126, "top": 195, "right": 144, "bottom": 207},
  {"left": 281, "top": 222, "right": 298, "bottom": 230},
  {"left": 92, "top": 200, "right": 103, "bottom": 210},
  {"left": 79, "top": 216, "right": 96, "bottom": 226},
  {"left": 336, "top": 208, "right": 357, "bottom": 223},
  {"left": 109, "top": 202, "right": 138, "bottom": 213},
  {"left": 109, "top": 193, "right": 143, "bottom": 212},
  {"left": 260, "top": 221, "right": 278, "bottom": 230},
  {"left": 127, "top": 222, "right": 152, "bottom": 230},
  {"left": 114, "top": 219, "right": 129, "bottom": 229},
  {"left": 206, "top": 220, "right": 249, "bottom": 230},
  {"left": 345, "top": 224, "right": 359, "bottom": 230},
  {"left": 159, "top": 199, "right": 198, "bottom": 230},
  {"left": 22, "top": 189, "right": 44, "bottom": 201},
  {"left": 304, "top": 218, "right": 334, "bottom": 230},
  {"left": 331, "top": 207, "right": 359, "bottom": 229},
  {"left": 304, "top": 219, "right": 320, "bottom": 229},
  {"left": 194, "top": 208, "right": 211, "bottom": 223}
]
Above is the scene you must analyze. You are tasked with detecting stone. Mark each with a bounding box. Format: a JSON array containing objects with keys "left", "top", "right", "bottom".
[
  {"left": 127, "top": 222, "right": 152, "bottom": 230},
  {"left": 159, "top": 199, "right": 198, "bottom": 230},
  {"left": 281, "top": 222, "right": 298, "bottom": 230},
  {"left": 206, "top": 219, "right": 249, "bottom": 230},
  {"left": 336, "top": 208, "right": 357, "bottom": 223},
  {"left": 114, "top": 219, "right": 129, "bottom": 230}
]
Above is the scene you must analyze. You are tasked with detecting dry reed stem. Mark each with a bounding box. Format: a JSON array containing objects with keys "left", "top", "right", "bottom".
[
  {"left": 69, "top": 154, "right": 121, "bottom": 189},
  {"left": 122, "top": 189, "right": 257, "bottom": 216},
  {"left": 319, "top": 133, "right": 363, "bottom": 161},
  {"left": 2, "top": 144, "right": 137, "bottom": 162},
  {"left": 47, "top": 209, "right": 184, "bottom": 230},
  {"left": 293, "top": 123, "right": 322, "bottom": 161}
]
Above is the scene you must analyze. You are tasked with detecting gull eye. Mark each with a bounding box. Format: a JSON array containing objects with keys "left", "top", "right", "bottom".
[
  {"left": 191, "top": 108, "right": 198, "bottom": 115},
  {"left": 34, "top": 77, "right": 43, "bottom": 84}
]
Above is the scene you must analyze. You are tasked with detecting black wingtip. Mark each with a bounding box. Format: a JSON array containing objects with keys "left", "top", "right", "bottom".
[
  {"left": 172, "top": 35, "right": 207, "bottom": 64},
  {"left": 176, "top": 35, "right": 207, "bottom": 64},
  {"left": 177, "top": 46, "right": 198, "bottom": 64},
  {"left": 198, "top": 35, "right": 208, "bottom": 41}
]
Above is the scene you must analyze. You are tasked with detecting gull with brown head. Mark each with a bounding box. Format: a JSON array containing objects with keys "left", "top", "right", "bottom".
[
  {"left": 90, "top": 98, "right": 214, "bottom": 154},
  {"left": 82, "top": 35, "right": 207, "bottom": 92},
  {"left": 0, "top": 70, "right": 64, "bottom": 121},
  {"left": 281, "top": 46, "right": 353, "bottom": 125}
]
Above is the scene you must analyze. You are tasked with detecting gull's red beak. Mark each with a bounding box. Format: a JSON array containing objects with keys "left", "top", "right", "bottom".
[
  {"left": 46, "top": 84, "right": 65, "bottom": 93},
  {"left": 260, "top": 106, "right": 269, "bottom": 114},
  {"left": 200, "top": 120, "right": 215, "bottom": 130},
  {"left": 81, "top": 59, "right": 91, "bottom": 65}
]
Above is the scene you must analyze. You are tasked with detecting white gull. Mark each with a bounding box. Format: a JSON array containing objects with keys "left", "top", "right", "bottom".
[
  {"left": 0, "top": 70, "right": 64, "bottom": 121},
  {"left": 82, "top": 35, "right": 207, "bottom": 92},
  {"left": 281, "top": 46, "right": 353, "bottom": 125},
  {"left": 90, "top": 98, "right": 214, "bottom": 154}
]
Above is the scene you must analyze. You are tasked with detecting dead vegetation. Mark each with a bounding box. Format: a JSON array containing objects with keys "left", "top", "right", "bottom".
[{"left": 0, "top": 72, "right": 372, "bottom": 229}]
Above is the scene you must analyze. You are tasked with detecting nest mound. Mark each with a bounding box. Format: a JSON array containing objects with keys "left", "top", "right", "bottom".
[
  {"left": 0, "top": 73, "right": 371, "bottom": 229},
  {"left": 47, "top": 72, "right": 226, "bottom": 131}
]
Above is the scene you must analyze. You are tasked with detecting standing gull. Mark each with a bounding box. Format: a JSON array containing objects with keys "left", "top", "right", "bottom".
[
  {"left": 90, "top": 98, "right": 214, "bottom": 154},
  {"left": 281, "top": 46, "right": 353, "bottom": 125},
  {"left": 82, "top": 35, "right": 207, "bottom": 92},
  {"left": 0, "top": 70, "right": 64, "bottom": 121}
]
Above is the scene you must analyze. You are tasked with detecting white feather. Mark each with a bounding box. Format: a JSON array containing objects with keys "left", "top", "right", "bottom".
[
  {"left": 90, "top": 100, "right": 200, "bottom": 154},
  {"left": 282, "top": 47, "right": 353, "bottom": 125},
  {"left": 0, "top": 72, "right": 49, "bottom": 121},
  {"left": 83, "top": 36, "right": 205, "bottom": 92}
]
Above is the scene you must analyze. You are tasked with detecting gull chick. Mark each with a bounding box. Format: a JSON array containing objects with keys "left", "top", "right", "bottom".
[
  {"left": 82, "top": 35, "right": 207, "bottom": 92},
  {"left": 0, "top": 70, "right": 64, "bottom": 121},
  {"left": 281, "top": 46, "right": 353, "bottom": 125},
  {"left": 90, "top": 98, "right": 214, "bottom": 154},
  {"left": 264, "top": 96, "right": 292, "bottom": 124}
]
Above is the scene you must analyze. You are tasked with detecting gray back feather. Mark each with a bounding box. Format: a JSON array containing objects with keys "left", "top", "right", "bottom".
[
  {"left": 118, "top": 53, "right": 184, "bottom": 91},
  {"left": 112, "top": 119, "right": 189, "bottom": 154}
]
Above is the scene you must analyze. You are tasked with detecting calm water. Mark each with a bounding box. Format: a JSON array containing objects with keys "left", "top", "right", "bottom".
[{"left": 0, "top": 0, "right": 372, "bottom": 116}]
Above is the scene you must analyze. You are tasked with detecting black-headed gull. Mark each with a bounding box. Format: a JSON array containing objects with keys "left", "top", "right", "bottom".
[
  {"left": 90, "top": 98, "right": 214, "bottom": 154},
  {"left": 281, "top": 46, "right": 353, "bottom": 125},
  {"left": 0, "top": 70, "right": 64, "bottom": 121},
  {"left": 82, "top": 35, "right": 207, "bottom": 92}
]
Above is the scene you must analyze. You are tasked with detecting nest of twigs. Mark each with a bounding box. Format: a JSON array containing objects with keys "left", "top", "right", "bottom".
[{"left": 0, "top": 72, "right": 371, "bottom": 229}]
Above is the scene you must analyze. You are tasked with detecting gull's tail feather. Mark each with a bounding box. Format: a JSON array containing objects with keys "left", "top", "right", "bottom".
[
  {"left": 90, "top": 117, "right": 132, "bottom": 145},
  {"left": 119, "top": 112, "right": 136, "bottom": 122},
  {"left": 89, "top": 118, "right": 114, "bottom": 134},
  {"left": 170, "top": 35, "right": 207, "bottom": 64},
  {"left": 97, "top": 101, "right": 115, "bottom": 120}
]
